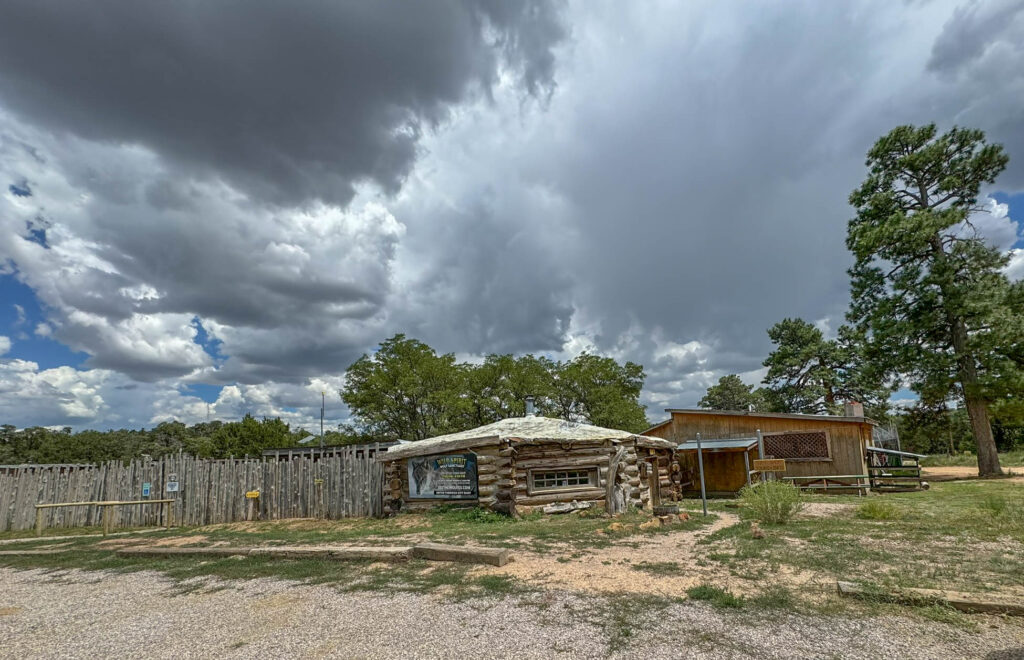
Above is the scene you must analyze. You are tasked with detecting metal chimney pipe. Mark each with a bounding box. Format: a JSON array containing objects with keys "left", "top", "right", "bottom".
[{"left": 525, "top": 396, "right": 536, "bottom": 417}]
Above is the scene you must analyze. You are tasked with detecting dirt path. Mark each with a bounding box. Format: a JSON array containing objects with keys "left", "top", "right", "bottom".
[
  {"left": 474, "top": 512, "right": 802, "bottom": 596},
  {"left": 923, "top": 466, "right": 1024, "bottom": 483}
]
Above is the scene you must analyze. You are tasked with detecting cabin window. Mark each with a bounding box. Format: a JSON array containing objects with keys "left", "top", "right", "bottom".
[
  {"left": 763, "top": 431, "right": 830, "bottom": 461},
  {"left": 529, "top": 467, "right": 598, "bottom": 492}
]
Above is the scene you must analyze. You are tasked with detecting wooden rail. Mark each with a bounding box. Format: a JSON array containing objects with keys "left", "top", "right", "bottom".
[
  {"left": 783, "top": 474, "right": 869, "bottom": 495},
  {"left": 35, "top": 499, "right": 175, "bottom": 536}
]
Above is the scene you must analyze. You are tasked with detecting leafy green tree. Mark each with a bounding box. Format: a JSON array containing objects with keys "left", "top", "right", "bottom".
[
  {"left": 341, "top": 334, "right": 468, "bottom": 441},
  {"left": 847, "top": 124, "right": 1018, "bottom": 476},
  {"left": 465, "top": 353, "right": 554, "bottom": 426},
  {"left": 342, "top": 337, "right": 650, "bottom": 438},
  {"left": 699, "top": 374, "right": 763, "bottom": 411},
  {"left": 548, "top": 353, "right": 648, "bottom": 432},
  {"left": 207, "top": 414, "right": 297, "bottom": 458}
]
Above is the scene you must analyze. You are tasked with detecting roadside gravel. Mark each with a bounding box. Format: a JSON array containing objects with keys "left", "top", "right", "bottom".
[{"left": 1, "top": 568, "right": 1023, "bottom": 659}]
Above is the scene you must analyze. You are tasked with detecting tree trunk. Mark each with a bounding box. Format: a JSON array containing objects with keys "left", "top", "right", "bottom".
[
  {"left": 950, "top": 317, "right": 1002, "bottom": 477},
  {"left": 928, "top": 227, "right": 1002, "bottom": 478}
]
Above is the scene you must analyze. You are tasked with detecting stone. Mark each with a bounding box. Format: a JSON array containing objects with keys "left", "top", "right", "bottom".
[
  {"left": 639, "top": 519, "right": 660, "bottom": 531},
  {"left": 750, "top": 522, "right": 765, "bottom": 539},
  {"left": 678, "top": 512, "right": 690, "bottom": 522},
  {"left": 607, "top": 522, "right": 625, "bottom": 532}
]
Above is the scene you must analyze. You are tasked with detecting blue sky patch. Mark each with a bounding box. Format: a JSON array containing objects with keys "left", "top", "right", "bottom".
[{"left": 0, "top": 274, "right": 88, "bottom": 368}]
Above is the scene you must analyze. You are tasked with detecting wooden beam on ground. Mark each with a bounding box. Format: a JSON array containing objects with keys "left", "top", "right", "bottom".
[
  {"left": 837, "top": 581, "right": 1024, "bottom": 617},
  {"left": 411, "top": 542, "right": 510, "bottom": 566}
]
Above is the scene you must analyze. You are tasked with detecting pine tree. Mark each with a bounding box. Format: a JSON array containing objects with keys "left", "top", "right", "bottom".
[{"left": 847, "top": 124, "right": 1018, "bottom": 476}]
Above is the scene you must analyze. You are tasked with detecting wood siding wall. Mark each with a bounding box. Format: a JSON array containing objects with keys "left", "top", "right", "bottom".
[{"left": 647, "top": 413, "right": 871, "bottom": 490}]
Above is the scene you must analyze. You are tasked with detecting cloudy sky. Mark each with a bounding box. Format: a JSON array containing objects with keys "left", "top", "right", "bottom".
[{"left": 1, "top": 0, "right": 1022, "bottom": 432}]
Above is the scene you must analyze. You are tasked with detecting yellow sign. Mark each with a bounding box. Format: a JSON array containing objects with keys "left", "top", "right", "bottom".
[
  {"left": 245, "top": 490, "right": 260, "bottom": 499},
  {"left": 753, "top": 459, "right": 787, "bottom": 473},
  {"left": 314, "top": 478, "right": 324, "bottom": 485}
]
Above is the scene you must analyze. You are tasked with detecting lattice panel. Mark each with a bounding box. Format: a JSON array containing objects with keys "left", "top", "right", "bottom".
[{"left": 764, "top": 431, "right": 828, "bottom": 460}]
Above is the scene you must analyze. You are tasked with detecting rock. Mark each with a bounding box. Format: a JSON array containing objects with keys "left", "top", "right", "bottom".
[
  {"left": 750, "top": 521, "right": 765, "bottom": 539},
  {"left": 678, "top": 512, "right": 690, "bottom": 522},
  {"left": 658, "top": 516, "right": 672, "bottom": 526},
  {"left": 594, "top": 529, "right": 606, "bottom": 536},
  {"left": 639, "top": 519, "right": 660, "bottom": 531},
  {"left": 543, "top": 500, "right": 593, "bottom": 515}
]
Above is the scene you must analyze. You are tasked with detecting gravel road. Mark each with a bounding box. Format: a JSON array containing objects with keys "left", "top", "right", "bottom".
[{"left": 2, "top": 568, "right": 1023, "bottom": 659}]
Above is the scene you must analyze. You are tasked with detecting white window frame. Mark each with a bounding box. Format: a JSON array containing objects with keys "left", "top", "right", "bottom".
[{"left": 527, "top": 466, "right": 599, "bottom": 494}]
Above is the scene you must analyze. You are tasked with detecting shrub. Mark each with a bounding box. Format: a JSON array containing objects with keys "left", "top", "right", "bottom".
[
  {"left": 738, "top": 481, "right": 805, "bottom": 524},
  {"left": 856, "top": 500, "right": 900, "bottom": 520},
  {"left": 686, "top": 583, "right": 745, "bottom": 608}
]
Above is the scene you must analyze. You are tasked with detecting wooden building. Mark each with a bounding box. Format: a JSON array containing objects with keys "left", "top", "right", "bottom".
[
  {"left": 644, "top": 408, "right": 877, "bottom": 495},
  {"left": 378, "top": 416, "right": 675, "bottom": 516}
]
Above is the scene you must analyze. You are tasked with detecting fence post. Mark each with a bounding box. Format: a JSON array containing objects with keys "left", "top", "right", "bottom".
[
  {"left": 696, "top": 433, "right": 707, "bottom": 517},
  {"left": 35, "top": 507, "right": 44, "bottom": 536}
]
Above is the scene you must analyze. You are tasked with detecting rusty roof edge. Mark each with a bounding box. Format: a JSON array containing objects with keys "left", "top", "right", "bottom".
[{"left": 663, "top": 408, "right": 880, "bottom": 426}]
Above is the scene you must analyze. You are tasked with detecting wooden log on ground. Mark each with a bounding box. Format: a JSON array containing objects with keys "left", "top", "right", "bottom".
[
  {"left": 836, "top": 581, "right": 1024, "bottom": 617},
  {"left": 118, "top": 546, "right": 254, "bottom": 558},
  {"left": 411, "top": 542, "right": 509, "bottom": 566}
]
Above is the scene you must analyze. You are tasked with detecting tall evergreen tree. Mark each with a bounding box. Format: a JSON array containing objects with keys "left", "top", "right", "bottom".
[
  {"left": 846, "top": 124, "right": 1018, "bottom": 476},
  {"left": 760, "top": 319, "right": 891, "bottom": 416},
  {"left": 699, "top": 374, "right": 764, "bottom": 411}
]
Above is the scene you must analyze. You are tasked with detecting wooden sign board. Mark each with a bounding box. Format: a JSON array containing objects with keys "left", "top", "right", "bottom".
[
  {"left": 753, "top": 459, "right": 787, "bottom": 473},
  {"left": 245, "top": 490, "right": 261, "bottom": 499}
]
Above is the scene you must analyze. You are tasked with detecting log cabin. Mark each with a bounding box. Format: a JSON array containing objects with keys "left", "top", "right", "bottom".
[
  {"left": 377, "top": 414, "right": 676, "bottom": 516},
  {"left": 644, "top": 405, "right": 878, "bottom": 495}
]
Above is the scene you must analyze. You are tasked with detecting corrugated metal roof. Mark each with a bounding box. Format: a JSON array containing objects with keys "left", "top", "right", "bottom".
[
  {"left": 382, "top": 415, "right": 674, "bottom": 459},
  {"left": 866, "top": 446, "right": 927, "bottom": 458},
  {"left": 677, "top": 437, "right": 759, "bottom": 451},
  {"left": 643, "top": 408, "right": 879, "bottom": 434}
]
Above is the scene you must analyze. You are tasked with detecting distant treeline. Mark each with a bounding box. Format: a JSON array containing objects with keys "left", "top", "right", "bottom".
[{"left": 0, "top": 415, "right": 360, "bottom": 465}]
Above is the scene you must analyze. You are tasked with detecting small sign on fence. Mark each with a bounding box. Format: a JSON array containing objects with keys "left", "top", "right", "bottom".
[
  {"left": 753, "top": 459, "right": 787, "bottom": 473},
  {"left": 245, "top": 490, "right": 260, "bottom": 499},
  {"left": 314, "top": 478, "right": 324, "bottom": 485},
  {"left": 142, "top": 482, "right": 151, "bottom": 497},
  {"left": 166, "top": 481, "right": 179, "bottom": 493}
]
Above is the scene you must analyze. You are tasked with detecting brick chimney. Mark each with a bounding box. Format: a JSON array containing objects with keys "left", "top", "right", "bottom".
[{"left": 843, "top": 401, "right": 864, "bottom": 418}]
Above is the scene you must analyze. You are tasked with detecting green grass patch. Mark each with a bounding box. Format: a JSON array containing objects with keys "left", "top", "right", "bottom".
[
  {"left": 921, "top": 450, "right": 1024, "bottom": 468},
  {"left": 686, "top": 583, "right": 745, "bottom": 609},
  {"left": 749, "top": 584, "right": 795, "bottom": 610},
  {"left": 855, "top": 500, "right": 901, "bottom": 520}
]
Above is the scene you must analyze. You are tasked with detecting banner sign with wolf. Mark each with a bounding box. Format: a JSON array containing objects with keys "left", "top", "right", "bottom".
[{"left": 407, "top": 453, "right": 478, "bottom": 499}]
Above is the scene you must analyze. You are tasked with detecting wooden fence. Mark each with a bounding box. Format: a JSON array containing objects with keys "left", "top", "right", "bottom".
[{"left": 0, "top": 449, "right": 385, "bottom": 532}]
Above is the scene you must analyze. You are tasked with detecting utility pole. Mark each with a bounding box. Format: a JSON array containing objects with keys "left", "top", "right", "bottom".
[{"left": 320, "top": 391, "right": 325, "bottom": 449}]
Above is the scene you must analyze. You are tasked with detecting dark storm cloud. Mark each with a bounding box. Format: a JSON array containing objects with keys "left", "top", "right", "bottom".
[
  {"left": 0, "top": 0, "right": 565, "bottom": 206},
  {"left": 928, "top": 0, "right": 1024, "bottom": 74}
]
